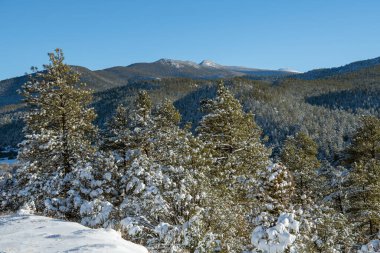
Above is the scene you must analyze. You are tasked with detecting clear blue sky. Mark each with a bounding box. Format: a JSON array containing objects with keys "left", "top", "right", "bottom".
[{"left": 1, "top": 0, "right": 380, "bottom": 80}]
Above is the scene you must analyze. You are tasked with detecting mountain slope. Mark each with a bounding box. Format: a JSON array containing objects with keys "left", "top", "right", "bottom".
[
  {"left": 96, "top": 59, "right": 296, "bottom": 80},
  {"left": 0, "top": 66, "right": 128, "bottom": 107},
  {"left": 296, "top": 56, "right": 380, "bottom": 80},
  {"left": 0, "top": 59, "right": 296, "bottom": 107}
]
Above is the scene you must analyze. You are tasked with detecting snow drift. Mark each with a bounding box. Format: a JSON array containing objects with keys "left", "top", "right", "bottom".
[{"left": 0, "top": 214, "right": 148, "bottom": 253}]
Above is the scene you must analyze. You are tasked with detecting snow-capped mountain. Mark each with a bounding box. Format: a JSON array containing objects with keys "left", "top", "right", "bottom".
[
  {"left": 98, "top": 58, "right": 297, "bottom": 80},
  {"left": 199, "top": 59, "right": 223, "bottom": 68},
  {"left": 157, "top": 58, "right": 201, "bottom": 69}
]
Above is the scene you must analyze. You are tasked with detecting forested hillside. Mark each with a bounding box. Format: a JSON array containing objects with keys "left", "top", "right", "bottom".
[
  {"left": 1, "top": 59, "right": 380, "bottom": 162},
  {"left": 2, "top": 50, "right": 380, "bottom": 252}
]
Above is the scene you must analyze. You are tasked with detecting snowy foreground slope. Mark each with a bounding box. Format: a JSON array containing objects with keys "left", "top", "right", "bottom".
[{"left": 0, "top": 214, "right": 148, "bottom": 253}]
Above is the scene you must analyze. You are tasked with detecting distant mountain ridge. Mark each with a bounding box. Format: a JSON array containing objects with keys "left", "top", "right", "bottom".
[
  {"left": 95, "top": 58, "right": 297, "bottom": 81},
  {"left": 0, "top": 59, "right": 297, "bottom": 106},
  {"left": 2, "top": 55, "right": 380, "bottom": 108},
  {"left": 296, "top": 56, "right": 380, "bottom": 80}
]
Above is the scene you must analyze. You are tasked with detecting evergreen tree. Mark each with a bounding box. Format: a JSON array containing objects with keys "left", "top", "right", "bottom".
[
  {"left": 150, "top": 98, "right": 204, "bottom": 168},
  {"left": 280, "top": 134, "right": 354, "bottom": 252},
  {"left": 344, "top": 116, "right": 380, "bottom": 241},
  {"left": 103, "top": 104, "right": 130, "bottom": 166},
  {"left": 196, "top": 82, "right": 270, "bottom": 252},
  {"left": 308, "top": 206, "right": 354, "bottom": 253},
  {"left": 150, "top": 99, "right": 216, "bottom": 252},
  {"left": 14, "top": 49, "right": 97, "bottom": 212},
  {"left": 102, "top": 98, "right": 212, "bottom": 252},
  {"left": 251, "top": 163, "right": 300, "bottom": 252},
  {"left": 117, "top": 154, "right": 203, "bottom": 252},
  {"left": 18, "top": 48, "right": 96, "bottom": 174},
  {"left": 128, "top": 90, "right": 154, "bottom": 156},
  {"left": 76, "top": 151, "right": 120, "bottom": 228},
  {"left": 345, "top": 115, "right": 380, "bottom": 164},
  {"left": 346, "top": 159, "right": 380, "bottom": 241},
  {"left": 197, "top": 82, "right": 269, "bottom": 179},
  {"left": 318, "top": 161, "right": 348, "bottom": 214},
  {"left": 280, "top": 132, "right": 320, "bottom": 203}
]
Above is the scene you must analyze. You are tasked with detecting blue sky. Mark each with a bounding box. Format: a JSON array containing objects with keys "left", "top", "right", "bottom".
[{"left": 1, "top": 0, "right": 380, "bottom": 80}]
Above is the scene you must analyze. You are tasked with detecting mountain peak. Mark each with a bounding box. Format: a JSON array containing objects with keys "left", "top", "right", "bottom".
[
  {"left": 199, "top": 60, "right": 222, "bottom": 68},
  {"left": 156, "top": 58, "right": 199, "bottom": 68}
]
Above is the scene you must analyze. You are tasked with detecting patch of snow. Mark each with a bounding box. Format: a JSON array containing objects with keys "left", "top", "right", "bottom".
[
  {"left": 277, "top": 68, "right": 302, "bottom": 73},
  {"left": 157, "top": 58, "right": 200, "bottom": 69},
  {"left": 0, "top": 214, "right": 148, "bottom": 253},
  {"left": 359, "top": 239, "right": 380, "bottom": 253},
  {"left": 251, "top": 212, "right": 299, "bottom": 253},
  {"left": 199, "top": 60, "right": 222, "bottom": 68}
]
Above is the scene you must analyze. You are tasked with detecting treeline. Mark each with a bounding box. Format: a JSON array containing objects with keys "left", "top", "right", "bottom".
[{"left": 1, "top": 50, "right": 380, "bottom": 252}]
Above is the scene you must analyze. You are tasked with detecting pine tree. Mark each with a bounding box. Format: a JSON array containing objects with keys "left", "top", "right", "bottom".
[
  {"left": 346, "top": 159, "right": 380, "bottom": 242},
  {"left": 103, "top": 104, "right": 130, "bottom": 166},
  {"left": 196, "top": 82, "right": 270, "bottom": 252},
  {"left": 280, "top": 132, "right": 320, "bottom": 204},
  {"left": 76, "top": 151, "right": 120, "bottom": 228},
  {"left": 18, "top": 48, "right": 96, "bottom": 174},
  {"left": 118, "top": 153, "right": 208, "bottom": 252},
  {"left": 309, "top": 206, "right": 354, "bottom": 253},
  {"left": 280, "top": 133, "right": 354, "bottom": 252},
  {"left": 251, "top": 163, "right": 300, "bottom": 252},
  {"left": 150, "top": 98, "right": 204, "bottom": 168},
  {"left": 197, "top": 82, "right": 269, "bottom": 179},
  {"left": 344, "top": 116, "right": 380, "bottom": 241},
  {"left": 149, "top": 99, "right": 213, "bottom": 252},
  {"left": 14, "top": 49, "right": 97, "bottom": 212},
  {"left": 103, "top": 98, "right": 212, "bottom": 252},
  {"left": 128, "top": 90, "right": 154, "bottom": 157},
  {"left": 345, "top": 115, "right": 380, "bottom": 164},
  {"left": 318, "top": 161, "right": 348, "bottom": 214}
]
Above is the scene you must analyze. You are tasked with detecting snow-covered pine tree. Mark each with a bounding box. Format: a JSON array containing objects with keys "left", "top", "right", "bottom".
[
  {"left": 127, "top": 90, "right": 154, "bottom": 158},
  {"left": 308, "top": 161, "right": 355, "bottom": 252},
  {"left": 75, "top": 151, "right": 121, "bottom": 228},
  {"left": 108, "top": 98, "right": 212, "bottom": 252},
  {"left": 102, "top": 104, "right": 130, "bottom": 166},
  {"left": 345, "top": 115, "right": 380, "bottom": 164},
  {"left": 196, "top": 82, "right": 270, "bottom": 252},
  {"left": 344, "top": 116, "right": 380, "bottom": 243},
  {"left": 117, "top": 152, "right": 211, "bottom": 252},
  {"left": 250, "top": 163, "right": 300, "bottom": 253},
  {"left": 11, "top": 49, "right": 97, "bottom": 214},
  {"left": 318, "top": 161, "right": 348, "bottom": 214},
  {"left": 280, "top": 134, "right": 354, "bottom": 252},
  {"left": 150, "top": 98, "right": 206, "bottom": 168},
  {"left": 280, "top": 132, "right": 321, "bottom": 205},
  {"left": 306, "top": 206, "right": 354, "bottom": 253}
]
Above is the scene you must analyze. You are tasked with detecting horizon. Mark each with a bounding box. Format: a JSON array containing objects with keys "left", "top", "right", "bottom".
[{"left": 1, "top": 0, "right": 380, "bottom": 80}]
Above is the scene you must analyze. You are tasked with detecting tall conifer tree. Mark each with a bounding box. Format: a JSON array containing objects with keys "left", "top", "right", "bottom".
[
  {"left": 196, "top": 82, "right": 270, "bottom": 252},
  {"left": 280, "top": 132, "right": 320, "bottom": 203},
  {"left": 15, "top": 49, "right": 97, "bottom": 212},
  {"left": 18, "top": 49, "right": 96, "bottom": 174},
  {"left": 344, "top": 116, "right": 380, "bottom": 241}
]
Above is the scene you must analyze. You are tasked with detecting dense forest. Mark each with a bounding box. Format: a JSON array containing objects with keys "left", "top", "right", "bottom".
[
  {"left": 1, "top": 50, "right": 380, "bottom": 252},
  {"left": 1, "top": 57, "right": 380, "bottom": 162}
]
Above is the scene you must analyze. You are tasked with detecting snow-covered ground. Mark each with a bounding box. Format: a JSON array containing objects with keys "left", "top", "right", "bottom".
[{"left": 0, "top": 214, "right": 148, "bottom": 253}]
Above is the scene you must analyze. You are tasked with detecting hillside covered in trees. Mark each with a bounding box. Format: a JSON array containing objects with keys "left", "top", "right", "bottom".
[
  {"left": 1, "top": 53, "right": 380, "bottom": 162},
  {"left": 1, "top": 49, "right": 380, "bottom": 252}
]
